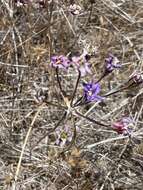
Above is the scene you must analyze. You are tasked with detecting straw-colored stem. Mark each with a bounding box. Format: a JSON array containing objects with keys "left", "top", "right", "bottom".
[{"left": 12, "top": 103, "right": 45, "bottom": 190}]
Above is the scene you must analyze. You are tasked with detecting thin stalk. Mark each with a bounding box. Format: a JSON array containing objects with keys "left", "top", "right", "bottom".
[
  {"left": 75, "top": 111, "right": 110, "bottom": 127},
  {"left": 95, "top": 72, "right": 107, "bottom": 84},
  {"left": 70, "top": 71, "right": 81, "bottom": 107},
  {"left": 103, "top": 81, "right": 135, "bottom": 97},
  {"left": 56, "top": 68, "right": 66, "bottom": 98},
  {"left": 73, "top": 96, "right": 84, "bottom": 107}
]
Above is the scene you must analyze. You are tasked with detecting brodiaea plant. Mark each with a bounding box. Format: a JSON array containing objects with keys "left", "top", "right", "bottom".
[
  {"left": 2, "top": 1, "right": 143, "bottom": 189},
  {"left": 34, "top": 51, "right": 143, "bottom": 150}
]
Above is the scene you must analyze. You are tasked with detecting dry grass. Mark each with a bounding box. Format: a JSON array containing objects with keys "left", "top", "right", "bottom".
[{"left": 0, "top": 0, "right": 143, "bottom": 189}]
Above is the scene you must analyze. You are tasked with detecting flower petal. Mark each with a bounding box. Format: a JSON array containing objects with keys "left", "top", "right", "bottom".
[{"left": 92, "top": 83, "right": 101, "bottom": 94}]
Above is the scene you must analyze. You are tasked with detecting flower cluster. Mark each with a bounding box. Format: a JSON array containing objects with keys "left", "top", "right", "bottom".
[
  {"left": 70, "top": 50, "right": 92, "bottom": 77},
  {"left": 82, "top": 82, "right": 103, "bottom": 102},
  {"left": 50, "top": 52, "right": 124, "bottom": 105},
  {"left": 50, "top": 55, "right": 70, "bottom": 70},
  {"left": 48, "top": 49, "right": 142, "bottom": 151},
  {"left": 51, "top": 50, "right": 92, "bottom": 77},
  {"left": 105, "top": 54, "right": 121, "bottom": 73},
  {"left": 112, "top": 117, "right": 133, "bottom": 135},
  {"left": 50, "top": 52, "right": 143, "bottom": 110}
]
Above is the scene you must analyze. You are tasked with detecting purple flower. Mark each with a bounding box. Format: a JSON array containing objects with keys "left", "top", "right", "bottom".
[
  {"left": 71, "top": 50, "right": 92, "bottom": 77},
  {"left": 79, "top": 62, "right": 91, "bottom": 77},
  {"left": 50, "top": 55, "right": 70, "bottom": 70},
  {"left": 129, "top": 71, "right": 143, "bottom": 85},
  {"left": 112, "top": 117, "right": 133, "bottom": 135},
  {"left": 55, "top": 125, "right": 73, "bottom": 147},
  {"left": 83, "top": 82, "right": 103, "bottom": 102},
  {"left": 105, "top": 54, "right": 121, "bottom": 73}
]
